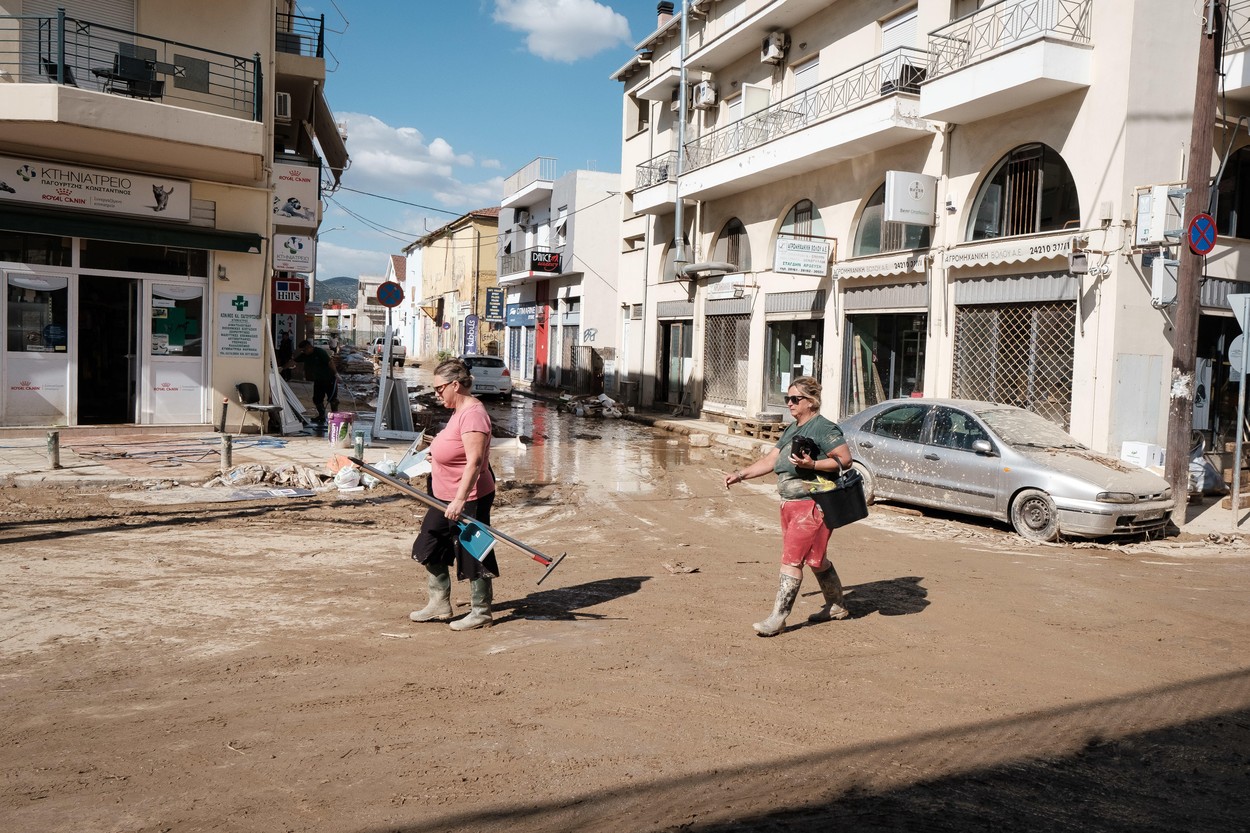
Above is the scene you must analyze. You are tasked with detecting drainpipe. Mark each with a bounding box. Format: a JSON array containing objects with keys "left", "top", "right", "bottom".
[{"left": 674, "top": 0, "right": 689, "bottom": 266}]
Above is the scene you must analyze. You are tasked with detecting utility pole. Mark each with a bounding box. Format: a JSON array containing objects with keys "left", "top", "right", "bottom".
[{"left": 1167, "top": 0, "right": 1221, "bottom": 505}]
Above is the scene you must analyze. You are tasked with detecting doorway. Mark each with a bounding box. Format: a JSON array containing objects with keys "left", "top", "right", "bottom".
[
  {"left": 78, "top": 276, "right": 139, "bottom": 424},
  {"left": 659, "top": 319, "right": 693, "bottom": 406}
]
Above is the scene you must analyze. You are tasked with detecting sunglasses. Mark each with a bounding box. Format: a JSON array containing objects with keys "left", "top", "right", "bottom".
[
  {"left": 433, "top": 381, "right": 452, "bottom": 396},
  {"left": 783, "top": 395, "right": 808, "bottom": 405}
]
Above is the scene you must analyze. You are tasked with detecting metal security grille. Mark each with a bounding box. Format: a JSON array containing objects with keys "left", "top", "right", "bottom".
[
  {"left": 561, "top": 325, "right": 579, "bottom": 388},
  {"left": 952, "top": 302, "right": 1075, "bottom": 429},
  {"left": 703, "top": 313, "right": 750, "bottom": 409}
]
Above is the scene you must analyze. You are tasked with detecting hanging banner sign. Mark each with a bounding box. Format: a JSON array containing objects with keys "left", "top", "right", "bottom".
[
  {"left": 531, "top": 251, "right": 562, "bottom": 273},
  {"left": 484, "top": 287, "right": 505, "bottom": 322},
  {"left": 774, "top": 238, "right": 833, "bottom": 276},
  {"left": 833, "top": 252, "right": 926, "bottom": 280},
  {"left": 943, "top": 233, "right": 1073, "bottom": 270},
  {"left": 272, "top": 164, "right": 319, "bottom": 228},
  {"left": 0, "top": 153, "right": 190, "bottom": 220},
  {"left": 884, "top": 171, "right": 937, "bottom": 226},
  {"left": 217, "top": 293, "right": 262, "bottom": 357},
  {"left": 464, "top": 314, "right": 480, "bottom": 355},
  {"left": 273, "top": 233, "right": 316, "bottom": 272},
  {"left": 272, "top": 278, "right": 306, "bottom": 314}
]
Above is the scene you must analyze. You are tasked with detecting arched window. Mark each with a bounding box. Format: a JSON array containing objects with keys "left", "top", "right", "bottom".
[
  {"left": 661, "top": 237, "right": 691, "bottom": 282},
  {"left": 1216, "top": 146, "right": 1250, "bottom": 239},
  {"left": 853, "top": 184, "right": 931, "bottom": 256},
  {"left": 966, "top": 143, "right": 1079, "bottom": 241},
  {"left": 712, "top": 218, "right": 751, "bottom": 271},
  {"left": 780, "top": 199, "right": 825, "bottom": 240}
]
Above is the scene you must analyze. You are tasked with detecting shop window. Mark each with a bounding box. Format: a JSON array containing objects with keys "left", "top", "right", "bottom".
[
  {"left": 843, "top": 313, "right": 926, "bottom": 413},
  {"left": 766, "top": 320, "right": 823, "bottom": 408},
  {"left": 713, "top": 218, "right": 750, "bottom": 272},
  {"left": 7, "top": 274, "right": 68, "bottom": 352},
  {"left": 966, "top": 143, "right": 1079, "bottom": 241},
  {"left": 0, "top": 232, "right": 72, "bottom": 267},
  {"left": 854, "top": 183, "right": 931, "bottom": 256},
  {"left": 151, "top": 285, "right": 204, "bottom": 357},
  {"left": 780, "top": 199, "right": 825, "bottom": 240},
  {"left": 81, "top": 239, "right": 208, "bottom": 276}
]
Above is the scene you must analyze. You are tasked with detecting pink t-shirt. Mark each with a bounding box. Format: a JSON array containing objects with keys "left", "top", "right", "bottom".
[{"left": 429, "top": 403, "right": 495, "bottom": 501}]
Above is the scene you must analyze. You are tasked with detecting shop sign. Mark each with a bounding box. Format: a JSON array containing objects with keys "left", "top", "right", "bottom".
[
  {"left": 272, "top": 279, "right": 306, "bottom": 314},
  {"left": 943, "top": 233, "right": 1073, "bottom": 269},
  {"left": 774, "top": 238, "right": 833, "bottom": 276},
  {"left": 217, "top": 293, "right": 262, "bottom": 357},
  {"left": 272, "top": 164, "right": 319, "bottom": 229},
  {"left": 464, "top": 314, "right": 479, "bottom": 355},
  {"left": 833, "top": 252, "right": 926, "bottom": 280},
  {"left": 0, "top": 153, "right": 190, "bottom": 221},
  {"left": 273, "top": 233, "right": 316, "bottom": 272},
  {"left": 506, "top": 302, "right": 538, "bottom": 327},
  {"left": 484, "top": 287, "right": 504, "bottom": 322},
  {"left": 531, "top": 251, "right": 561, "bottom": 273},
  {"left": 884, "top": 171, "right": 937, "bottom": 226}
]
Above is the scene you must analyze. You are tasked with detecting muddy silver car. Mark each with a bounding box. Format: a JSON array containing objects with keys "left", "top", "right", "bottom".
[{"left": 839, "top": 399, "right": 1174, "bottom": 542}]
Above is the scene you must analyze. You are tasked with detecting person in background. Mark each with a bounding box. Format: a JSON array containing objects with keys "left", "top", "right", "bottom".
[
  {"left": 328, "top": 332, "right": 340, "bottom": 355},
  {"left": 723, "top": 376, "right": 854, "bottom": 636},
  {"left": 276, "top": 331, "right": 294, "bottom": 381},
  {"left": 286, "top": 339, "right": 338, "bottom": 424},
  {"left": 409, "top": 358, "right": 498, "bottom": 631}
]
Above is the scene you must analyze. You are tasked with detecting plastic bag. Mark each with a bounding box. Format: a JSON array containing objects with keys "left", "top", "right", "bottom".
[{"left": 334, "top": 464, "right": 361, "bottom": 489}]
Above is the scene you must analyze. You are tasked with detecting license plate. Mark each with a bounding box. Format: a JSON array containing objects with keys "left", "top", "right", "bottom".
[{"left": 1137, "top": 509, "right": 1165, "bottom": 521}]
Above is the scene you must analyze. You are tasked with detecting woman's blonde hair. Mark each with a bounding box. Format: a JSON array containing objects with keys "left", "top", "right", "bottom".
[
  {"left": 433, "top": 358, "right": 472, "bottom": 391},
  {"left": 790, "top": 375, "right": 822, "bottom": 408}
]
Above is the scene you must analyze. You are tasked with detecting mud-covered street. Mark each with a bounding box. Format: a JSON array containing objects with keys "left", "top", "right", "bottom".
[{"left": 2, "top": 401, "right": 1249, "bottom": 832}]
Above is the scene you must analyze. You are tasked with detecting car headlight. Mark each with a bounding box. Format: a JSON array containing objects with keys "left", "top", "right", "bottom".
[
  {"left": 1161, "top": 487, "right": 1172, "bottom": 501},
  {"left": 1096, "top": 491, "right": 1137, "bottom": 504}
]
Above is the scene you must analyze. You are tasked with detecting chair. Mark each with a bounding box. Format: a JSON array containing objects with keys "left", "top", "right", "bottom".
[
  {"left": 42, "top": 60, "right": 77, "bottom": 87},
  {"left": 235, "top": 383, "right": 283, "bottom": 436}
]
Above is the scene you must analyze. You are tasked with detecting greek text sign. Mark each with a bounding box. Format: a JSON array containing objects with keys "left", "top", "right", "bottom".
[
  {"left": 943, "top": 234, "right": 1073, "bottom": 269},
  {"left": 273, "top": 234, "right": 316, "bottom": 272},
  {"left": 484, "top": 287, "right": 504, "bottom": 322},
  {"left": 774, "top": 238, "right": 832, "bottom": 277},
  {"left": 217, "top": 293, "right": 262, "bottom": 358},
  {"left": 0, "top": 154, "right": 190, "bottom": 220},
  {"left": 833, "top": 252, "right": 926, "bottom": 280}
]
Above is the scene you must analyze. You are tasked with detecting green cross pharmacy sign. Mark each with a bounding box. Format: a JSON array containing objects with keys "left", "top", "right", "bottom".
[{"left": 217, "top": 293, "right": 262, "bottom": 357}]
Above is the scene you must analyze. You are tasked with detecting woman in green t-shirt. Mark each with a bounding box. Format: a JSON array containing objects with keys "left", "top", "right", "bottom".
[{"left": 724, "top": 376, "right": 853, "bottom": 636}]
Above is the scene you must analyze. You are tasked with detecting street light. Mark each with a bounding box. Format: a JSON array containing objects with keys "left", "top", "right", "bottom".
[{"left": 315, "top": 225, "right": 346, "bottom": 242}]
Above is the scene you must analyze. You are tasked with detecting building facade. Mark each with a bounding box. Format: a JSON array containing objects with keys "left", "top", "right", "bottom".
[
  {"left": 0, "top": 0, "right": 347, "bottom": 429},
  {"left": 498, "top": 158, "right": 622, "bottom": 394},
  {"left": 412, "top": 208, "right": 501, "bottom": 362},
  {"left": 613, "top": 0, "right": 1247, "bottom": 460}
]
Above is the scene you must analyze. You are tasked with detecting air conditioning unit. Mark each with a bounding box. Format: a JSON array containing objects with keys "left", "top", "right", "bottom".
[
  {"left": 274, "top": 91, "right": 292, "bottom": 123},
  {"left": 761, "top": 31, "right": 788, "bottom": 64},
  {"left": 515, "top": 209, "right": 531, "bottom": 227},
  {"left": 669, "top": 86, "right": 684, "bottom": 112},
  {"left": 693, "top": 80, "right": 717, "bottom": 109}
]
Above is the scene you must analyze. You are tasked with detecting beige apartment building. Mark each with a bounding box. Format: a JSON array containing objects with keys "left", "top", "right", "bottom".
[
  {"left": 0, "top": 0, "right": 347, "bottom": 429},
  {"left": 613, "top": 0, "right": 1248, "bottom": 461},
  {"left": 411, "top": 208, "right": 501, "bottom": 362}
]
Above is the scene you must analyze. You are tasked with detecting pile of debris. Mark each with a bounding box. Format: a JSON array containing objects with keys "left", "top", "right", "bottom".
[
  {"left": 557, "top": 393, "right": 627, "bottom": 419},
  {"left": 202, "top": 462, "right": 327, "bottom": 490}
]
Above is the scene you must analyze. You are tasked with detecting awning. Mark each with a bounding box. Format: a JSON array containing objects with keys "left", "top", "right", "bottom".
[
  {"left": 0, "top": 207, "right": 262, "bottom": 253},
  {"left": 942, "top": 232, "right": 1075, "bottom": 270},
  {"left": 314, "top": 87, "right": 348, "bottom": 185},
  {"left": 833, "top": 251, "right": 927, "bottom": 280}
]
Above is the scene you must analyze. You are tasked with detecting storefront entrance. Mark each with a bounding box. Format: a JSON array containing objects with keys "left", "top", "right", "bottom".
[{"left": 78, "top": 276, "right": 139, "bottom": 424}]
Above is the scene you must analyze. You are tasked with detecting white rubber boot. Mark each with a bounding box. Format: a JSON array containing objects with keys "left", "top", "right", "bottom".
[
  {"left": 449, "top": 577, "right": 493, "bottom": 631},
  {"left": 808, "top": 565, "right": 850, "bottom": 622},
  {"left": 409, "top": 566, "right": 452, "bottom": 622},
  {"left": 753, "top": 574, "right": 801, "bottom": 636}
]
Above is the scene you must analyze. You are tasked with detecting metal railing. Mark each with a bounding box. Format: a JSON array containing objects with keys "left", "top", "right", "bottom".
[
  {"left": 635, "top": 150, "right": 680, "bottom": 190},
  {"left": 928, "top": 0, "right": 1093, "bottom": 80},
  {"left": 0, "top": 11, "right": 260, "bottom": 120},
  {"left": 275, "top": 12, "right": 324, "bottom": 59},
  {"left": 502, "top": 157, "right": 557, "bottom": 198},
  {"left": 500, "top": 245, "right": 563, "bottom": 277},
  {"left": 683, "top": 47, "right": 928, "bottom": 173},
  {"left": 1227, "top": 0, "right": 1250, "bottom": 53}
]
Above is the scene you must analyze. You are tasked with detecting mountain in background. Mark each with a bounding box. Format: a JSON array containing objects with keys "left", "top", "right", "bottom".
[{"left": 315, "top": 276, "right": 358, "bottom": 305}]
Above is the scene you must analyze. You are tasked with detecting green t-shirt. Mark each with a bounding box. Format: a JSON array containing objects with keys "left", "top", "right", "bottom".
[
  {"left": 773, "top": 414, "right": 848, "bottom": 501},
  {"left": 294, "top": 346, "right": 336, "bottom": 383}
]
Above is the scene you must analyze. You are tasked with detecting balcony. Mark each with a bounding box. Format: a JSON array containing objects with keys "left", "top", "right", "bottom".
[
  {"left": 501, "top": 157, "right": 557, "bottom": 209},
  {"left": 920, "top": 0, "right": 1094, "bottom": 124},
  {"left": 632, "top": 150, "right": 680, "bottom": 215},
  {"left": 1222, "top": 1, "right": 1250, "bottom": 100},
  {"left": 0, "top": 11, "right": 264, "bottom": 184},
  {"left": 679, "top": 48, "right": 931, "bottom": 202},
  {"left": 499, "top": 245, "right": 564, "bottom": 286}
]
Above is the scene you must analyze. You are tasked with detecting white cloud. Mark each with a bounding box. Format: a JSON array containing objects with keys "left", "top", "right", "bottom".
[
  {"left": 493, "top": 0, "right": 631, "bottom": 62},
  {"left": 481, "top": 158, "right": 504, "bottom": 170},
  {"left": 338, "top": 113, "right": 476, "bottom": 194}
]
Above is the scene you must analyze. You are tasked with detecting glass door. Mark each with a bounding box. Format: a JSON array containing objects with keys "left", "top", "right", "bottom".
[
  {"left": 660, "top": 320, "right": 693, "bottom": 405},
  {"left": 3, "top": 272, "right": 71, "bottom": 425},
  {"left": 146, "top": 283, "right": 206, "bottom": 423},
  {"left": 77, "top": 275, "right": 139, "bottom": 424},
  {"left": 765, "top": 319, "right": 823, "bottom": 408}
]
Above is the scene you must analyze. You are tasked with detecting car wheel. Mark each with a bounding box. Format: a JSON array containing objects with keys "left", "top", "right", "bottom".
[
  {"left": 851, "top": 462, "right": 876, "bottom": 505},
  {"left": 1010, "top": 488, "right": 1060, "bottom": 542}
]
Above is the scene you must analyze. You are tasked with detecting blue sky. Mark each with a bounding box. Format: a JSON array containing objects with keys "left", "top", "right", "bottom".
[{"left": 303, "top": 0, "right": 663, "bottom": 284}]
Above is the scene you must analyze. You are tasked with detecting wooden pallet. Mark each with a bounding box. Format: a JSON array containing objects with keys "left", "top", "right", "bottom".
[{"left": 727, "top": 418, "right": 785, "bottom": 442}]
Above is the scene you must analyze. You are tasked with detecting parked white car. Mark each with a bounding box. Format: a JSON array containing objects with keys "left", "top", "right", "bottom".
[{"left": 460, "top": 354, "right": 512, "bottom": 398}]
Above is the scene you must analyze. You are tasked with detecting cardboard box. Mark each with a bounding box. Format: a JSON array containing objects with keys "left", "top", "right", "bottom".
[{"left": 1121, "top": 441, "right": 1165, "bottom": 469}]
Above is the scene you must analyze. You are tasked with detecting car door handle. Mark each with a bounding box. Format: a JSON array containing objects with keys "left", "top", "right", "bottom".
[
  {"left": 857, "top": 440, "right": 874, "bottom": 449},
  {"left": 924, "top": 453, "right": 940, "bottom": 461}
]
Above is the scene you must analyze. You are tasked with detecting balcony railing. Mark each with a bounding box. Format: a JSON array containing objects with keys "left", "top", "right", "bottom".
[
  {"left": 275, "top": 12, "right": 324, "bottom": 59},
  {"left": 683, "top": 47, "right": 928, "bottom": 172},
  {"left": 1227, "top": 0, "right": 1250, "bottom": 53},
  {"left": 928, "top": 0, "right": 1093, "bottom": 80},
  {"left": 502, "top": 157, "right": 557, "bottom": 198},
  {"left": 636, "top": 150, "right": 680, "bottom": 190},
  {"left": 0, "top": 11, "right": 261, "bottom": 120},
  {"left": 501, "top": 245, "right": 562, "bottom": 277}
]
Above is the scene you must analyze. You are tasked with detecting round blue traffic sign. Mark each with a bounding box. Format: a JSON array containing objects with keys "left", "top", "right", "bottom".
[
  {"left": 377, "top": 280, "right": 404, "bottom": 308},
  {"left": 1188, "top": 213, "right": 1217, "bottom": 256}
]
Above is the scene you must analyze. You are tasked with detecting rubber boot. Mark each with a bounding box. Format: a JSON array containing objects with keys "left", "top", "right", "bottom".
[
  {"left": 449, "top": 577, "right": 493, "bottom": 631},
  {"left": 409, "top": 565, "right": 452, "bottom": 622},
  {"left": 753, "top": 574, "right": 801, "bottom": 636},
  {"left": 809, "top": 564, "right": 850, "bottom": 622}
]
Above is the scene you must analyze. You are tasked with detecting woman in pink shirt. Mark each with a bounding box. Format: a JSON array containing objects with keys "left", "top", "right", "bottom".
[{"left": 409, "top": 359, "right": 498, "bottom": 630}]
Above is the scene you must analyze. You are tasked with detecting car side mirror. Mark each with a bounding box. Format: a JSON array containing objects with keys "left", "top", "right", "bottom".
[{"left": 971, "top": 439, "right": 994, "bottom": 455}]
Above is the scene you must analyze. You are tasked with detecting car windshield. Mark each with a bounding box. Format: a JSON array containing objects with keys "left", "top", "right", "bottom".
[
  {"left": 977, "top": 407, "right": 1084, "bottom": 449},
  {"left": 464, "top": 357, "right": 503, "bottom": 369}
]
